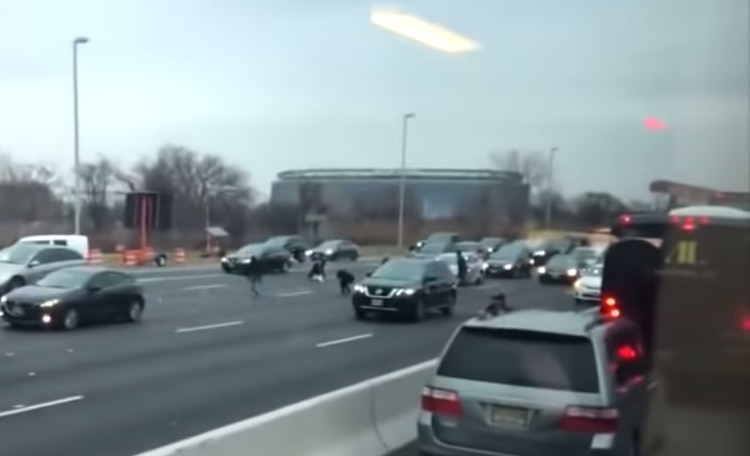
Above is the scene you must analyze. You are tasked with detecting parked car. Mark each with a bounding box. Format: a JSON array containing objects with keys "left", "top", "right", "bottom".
[
  {"left": 485, "top": 241, "right": 533, "bottom": 278},
  {"left": 1, "top": 266, "right": 144, "bottom": 330},
  {"left": 264, "top": 235, "right": 310, "bottom": 261},
  {"left": 0, "top": 243, "right": 86, "bottom": 294},
  {"left": 307, "top": 239, "right": 359, "bottom": 261},
  {"left": 573, "top": 264, "right": 603, "bottom": 304},
  {"left": 221, "top": 243, "right": 292, "bottom": 274},
  {"left": 437, "top": 252, "right": 484, "bottom": 285}
]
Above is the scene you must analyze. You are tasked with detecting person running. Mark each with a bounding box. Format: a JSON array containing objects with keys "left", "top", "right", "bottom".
[{"left": 245, "top": 255, "right": 263, "bottom": 296}]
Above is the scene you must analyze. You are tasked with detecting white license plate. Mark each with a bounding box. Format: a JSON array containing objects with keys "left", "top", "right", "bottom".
[
  {"left": 370, "top": 299, "right": 383, "bottom": 306},
  {"left": 490, "top": 405, "right": 529, "bottom": 426}
]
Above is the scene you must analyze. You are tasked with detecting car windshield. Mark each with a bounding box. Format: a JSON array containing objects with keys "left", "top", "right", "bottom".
[
  {"left": 480, "top": 237, "right": 503, "bottom": 246},
  {"left": 265, "top": 236, "right": 291, "bottom": 247},
  {"left": 573, "top": 248, "right": 598, "bottom": 262},
  {"left": 37, "top": 270, "right": 92, "bottom": 289},
  {"left": 0, "top": 244, "right": 37, "bottom": 265},
  {"left": 238, "top": 244, "right": 265, "bottom": 256},
  {"left": 316, "top": 240, "right": 340, "bottom": 250},
  {"left": 438, "top": 328, "right": 600, "bottom": 393},
  {"left": 547, "top": 255, "right": 575, "bottom": 268},
  {"left": 426, "top": 233, "right": 455, "bottom": 243},
  {"left": 491, "top": 242, "right": 525, "bottom": 259},
  {"left": 418, "top": 242, "right": 448, "bottom": 254},
  {"left": 371, "top": 260, "right": 424, "bottom": 281}
]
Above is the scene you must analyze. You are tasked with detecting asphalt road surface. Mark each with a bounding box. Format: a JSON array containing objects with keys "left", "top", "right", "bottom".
[{"left": 0, "top": 263, "right": 601, "bottom": 456}]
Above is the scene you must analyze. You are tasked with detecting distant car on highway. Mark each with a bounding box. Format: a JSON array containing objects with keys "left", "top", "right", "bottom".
[
  {"left": 264, "top": 235, "right": 310, "bottom": 261},
  {"left": 0, "top": 243, "right": 86, "bottom": 294},
  {"left": 573, "top": 264, "right": 603, "bottom": 304},
  {"left": 412, "top": 232, "right": 464, "bottom": 251},
  {"left": 221, "top": 243, "right": 292, "bottom": 274},
  {"left": 418, "top": 305, "right": 663, "bottom": 456},
  {"left": 1, "top": 266, "right": 144, "bottom": 330},
  {"left": 530, "top": 235, "right": 589, "bottom": 266},
  {"left": 352, "top": 257, "right": 456, "bottom": 322},
  {"left": 485, "top": 241, "right": 533, "bottom": 278},
  {"left": 410, "top": 241, "right": 457, "bottom": 259},
  {"left": 537, "top": 253, "right": 586, "bottom": 285},
  {"left": 306, "top": 239, "right": 359, "bottom": 261},
  {"left": 478, "top": 236, "right": 508, "bottom": 254},
  {"left": 16, "top": 234, "right": 89, "bottom": 258},
  {"left": 437, "top": 252, "right": 484, "bottom": 286}
]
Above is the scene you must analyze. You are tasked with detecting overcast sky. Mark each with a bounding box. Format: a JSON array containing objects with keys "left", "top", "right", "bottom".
[{"left": 1, "top": 0, "right": 748, "bottom": 199}]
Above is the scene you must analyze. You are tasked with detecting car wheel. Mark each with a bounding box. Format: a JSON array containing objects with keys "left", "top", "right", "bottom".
[
  {"left": 126, "top": 299, "right": 144, "bottom": 322},
  {"left": 61, "top": 309, "right": 79, "bottom": 331},
  {"left": 8, "top": 276, "right": 25, "bottom": 291},
  {"left": 410, "top": 299, "right": 426, "bottom": 323}
]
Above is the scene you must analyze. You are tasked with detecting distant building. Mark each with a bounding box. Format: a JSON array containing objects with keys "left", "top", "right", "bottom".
[{"left": 269, "top": 168, "right": 530, "bottom": 239}]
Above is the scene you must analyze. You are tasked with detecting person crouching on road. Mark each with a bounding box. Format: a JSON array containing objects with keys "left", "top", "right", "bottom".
[
  {"left": 308, "top": 259, "right": 325, "bottom": 282},
  {"left": 245, "top": 255, "right": 263, "bottom": 296},
  {"left": 336, "top": 269, "right": 355, "bottom": 295}
]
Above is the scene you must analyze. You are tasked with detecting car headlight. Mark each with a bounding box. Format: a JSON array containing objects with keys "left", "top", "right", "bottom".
[
  {"left": 534, "top": 250, "right": 545, "bottom": 256},
  {"left": 538, "top": 267, "right": 546, "bottom": 274},
  {"left": 395, "top": 288, "right": 415, "bottom": 296},
  {"left": 353, "top": 284, "right": 367, "bottom": 293},
  {"left": 221, "top": 257, "right": 228, "bottom": 263},
  {"left": 567, "top": 268, "right": 578, "bottom": 277},
  {"left": 0, "top": 295, "right": 7, "bottom": 303},
  {"left": 241, "top": 258, "right": 252, "bottom": 263},
  {"left": 573, "top": 279, "right": 582, "bottom": 289},
  {"left": 503, "top": 264, "right": 513, "bottom": 270},
  {"left": 325, "top": 249, "right": 333, "bottom": 255},
  {"left": 305, "top": 250, "right": 313, "bottom": 256},
  {"left": 39, "top": 299, "right": 59, "bottom": 308}
]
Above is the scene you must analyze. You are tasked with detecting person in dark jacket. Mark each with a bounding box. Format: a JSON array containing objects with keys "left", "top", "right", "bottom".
[
  {"left": 456, "top": 251, "right": 468, "bottom": 285},
  {"left": 336, "top": 269, "right": 355, "bottom": 295},
  {"left": 308, "top": 259, "right": 325, "bottom": 282},
  {"left": 244, "top": 256, "right": 263, "bottom": 296}
]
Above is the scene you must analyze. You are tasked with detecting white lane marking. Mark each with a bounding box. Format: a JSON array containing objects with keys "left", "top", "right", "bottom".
[
  {"left": 139, "top": 274, "right": 223, "bottom": 283},
  {"left": 0, "top": 395, "right": 84, "bottom": 419},
  {"left": 183, "top": 284, "right": 227, "bottom": 291},
  {"left": 275, "top": 290, "right": 313, "bottom": 298},
  {"left": 316, "top": 333, "right": 373, "bottom": 348},
  {"left": 174, "top": 320, "right": 244, "bottom": 334}
]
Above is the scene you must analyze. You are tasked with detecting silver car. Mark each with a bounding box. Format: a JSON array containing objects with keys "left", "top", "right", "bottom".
[
  {"left": 0, "top": 243, "right": 87, "bottom": 294},
  {"left": 418, "top": 306, "right": 665, "bottom": 456}
]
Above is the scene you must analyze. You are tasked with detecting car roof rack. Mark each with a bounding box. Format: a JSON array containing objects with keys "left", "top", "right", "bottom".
[{"left": 476, "top": 292, "right": 512, "bottom": 319}]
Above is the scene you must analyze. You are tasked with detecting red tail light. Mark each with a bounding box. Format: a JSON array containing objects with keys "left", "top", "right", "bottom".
[
  {"left": 618, "top": 214, "right": 631, "bottom": 225},
  {"left": 741, "top": 316, "right": 750, "bottom": 332},
  {"left": 601, "top": 296, "right": 621, "bottom": 319},
  {"left": 616, "top": 345, "right": 637, "bottom": 361},
  {"left": 557, "top": 406, "right": 619, "bottom": 433},
  {"left": 421, "top": 387, "right": 461, "bottom": 417}
]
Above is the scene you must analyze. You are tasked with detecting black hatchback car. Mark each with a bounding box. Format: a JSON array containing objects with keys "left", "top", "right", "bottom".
[
  {"left": 485, "top": 242, "right": 533, "bottom": 278},
  {"left": 352, "top": 258, "right": 457, "bottom": 322},
  {"left": 221, "top": 243, "right": 292, "bottom": 274},
  {"left": 0, "top": 266, "right": 144, "bottom": 330}
]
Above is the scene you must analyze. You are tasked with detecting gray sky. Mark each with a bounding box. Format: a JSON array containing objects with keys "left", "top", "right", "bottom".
[{"left": 1, "top": 0, "right": 747, "bottom": 199}]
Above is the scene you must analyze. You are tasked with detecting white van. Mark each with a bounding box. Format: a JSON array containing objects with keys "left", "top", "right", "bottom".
[{"left": 16, "top": 235, "right": 90, "bottom": 258}]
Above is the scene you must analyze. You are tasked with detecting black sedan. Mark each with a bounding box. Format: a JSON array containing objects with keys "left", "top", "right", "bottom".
[
  {"left": 352, "top": 257, "right": 456, "bottom": 322},
  {"left": 479, "top": 236, "right": 508, "bottom": 254},
  {"left": 485, "top": 242, "right": 533, "bottom": 278},
  {"left": 264, "top": 235, "right": 310, "bottom": 262},
  {"left": 530, "top": 235, "right": 589, "bottom": 266},
  {"left": 0, "top": 266, "right": 144, "bottom": 330},
  {"left": 537, "top": 254, "right": 586, "bottom": 285},
  {"left": 307, "top": 239, "right": 359, "bottom": 261},
  {"left": 221, "top": 243, "right": 292, "bottom": 274}
]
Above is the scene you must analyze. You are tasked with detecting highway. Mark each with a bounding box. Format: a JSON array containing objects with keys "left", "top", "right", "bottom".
[{"left": 0, "top": 260, "right": 574, "bottom": 456}]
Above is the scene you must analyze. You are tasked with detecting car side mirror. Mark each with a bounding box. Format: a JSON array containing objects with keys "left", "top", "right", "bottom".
[{"left": 27, "top": 260, "right": 40, "bottom": 268}]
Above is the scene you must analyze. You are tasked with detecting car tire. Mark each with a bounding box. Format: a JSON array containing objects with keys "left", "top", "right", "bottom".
[
  {"left": 126, "top": 299, "right": 144, "bottom": 323},
  {"left": 61, "top": 309, "right": 79, "bottom": 331},
  {"left": 8, "top": 276, "right": 25, "bottom": 291}
]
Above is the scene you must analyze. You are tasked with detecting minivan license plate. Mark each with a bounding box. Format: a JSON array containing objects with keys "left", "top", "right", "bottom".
[
  {"left": 370, "top": 299, "right": 383, "bottom": 306},
  {"left": 490, "top": 406, "right": 528, "bottom": 426}
]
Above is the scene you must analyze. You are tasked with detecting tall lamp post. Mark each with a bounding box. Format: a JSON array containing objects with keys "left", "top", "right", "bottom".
[
  {"left": 397, "top": 113, "right": 415, "bottom": 250},
  {"left": 72, "top": 36, "right": 89, "bottom": 235},
  {"left": 544, "top": 146, "right": 559, "bottom": 229}
]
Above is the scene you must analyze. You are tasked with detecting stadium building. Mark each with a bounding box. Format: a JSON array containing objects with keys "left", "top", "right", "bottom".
[{"left": 269, "top": 168, "right": 530, "bottom": 240}]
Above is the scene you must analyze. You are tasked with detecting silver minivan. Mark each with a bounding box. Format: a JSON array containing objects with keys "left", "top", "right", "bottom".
[{"left": 418, "top": 307, "right": 665, "bottom": 456}]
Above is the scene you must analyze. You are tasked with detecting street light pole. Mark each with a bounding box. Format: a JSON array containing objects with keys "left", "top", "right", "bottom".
[
  {"left": 72, "top": 36, "right": 89, "bottom": 235},
  {"left": 397, "top": 113, "right": 415, "bottom": 250},
  {"left": 544, "top": 146, "right": 558, "bottom": 229}
]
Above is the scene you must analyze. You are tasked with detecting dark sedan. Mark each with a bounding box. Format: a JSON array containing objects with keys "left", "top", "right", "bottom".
[
  {"left": 485, "top": 242, "right": 533, "bottom": 278},
  {"left": 478, "top": 236, "right": 508, "bottom": 254},
  {"left": 0, "top": 266, "right": 144, "bottom": 330},
  {"left": 307, "top": 239, "right": 359, "bottom": 261},
  {"left": 537, "top": 254, "right": 585, "bottom": 284},
  {"left": 410, "top": 241, "right": 457, "bottom": 259},
  {"left": 221, "top": 243, "right": 292, "bottom": 274},
  {"left": 352, "top": 257, "right": 457, "bottom": 322},
  {"left": 530, "top": 235, "right": 590, "bottom": 266},
  {"left": 264, "top": 235, "right": 309, "bottom": 262}
]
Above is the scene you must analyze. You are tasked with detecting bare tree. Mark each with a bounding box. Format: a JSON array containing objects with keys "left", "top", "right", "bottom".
[
  {"left": 490, "top": 149, "right": 549, "bottom": 190},
  {"left": 0, "top": 152, "right": 63, "bottom": 224},
  {"left": 78, "top": 155, "right": 115, "bottom": 231}
]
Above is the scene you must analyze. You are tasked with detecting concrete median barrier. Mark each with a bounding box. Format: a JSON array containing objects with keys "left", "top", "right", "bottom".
[{"left": 133, "top": 360, "right": 437, "bottom": 456}]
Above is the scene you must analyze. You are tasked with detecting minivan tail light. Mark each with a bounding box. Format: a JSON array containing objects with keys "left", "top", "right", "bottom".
[
  {"left": 557, "top": 406, "right": 619, "bottom": 433},
  {"left": 421, "top": 387, "right": 461, "bottom": 416}
]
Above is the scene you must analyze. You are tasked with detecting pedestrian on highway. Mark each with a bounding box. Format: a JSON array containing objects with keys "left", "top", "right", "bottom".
[
  {"left": 245, "top": 255, "right": 263, "bottom": 296},
  {"left": 336, "top": 269, "right": 355, "bottom": 295},
  {"left": 308, "top": 259, "right": 325, "bottom": 282},
  {"left": 456, "top": 251, "right": 468, "bottom": 285}
]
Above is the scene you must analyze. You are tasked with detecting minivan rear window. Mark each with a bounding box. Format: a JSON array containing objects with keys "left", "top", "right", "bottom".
[{"left": 437, "top": 328, "right": 600, "bottom": 393}]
